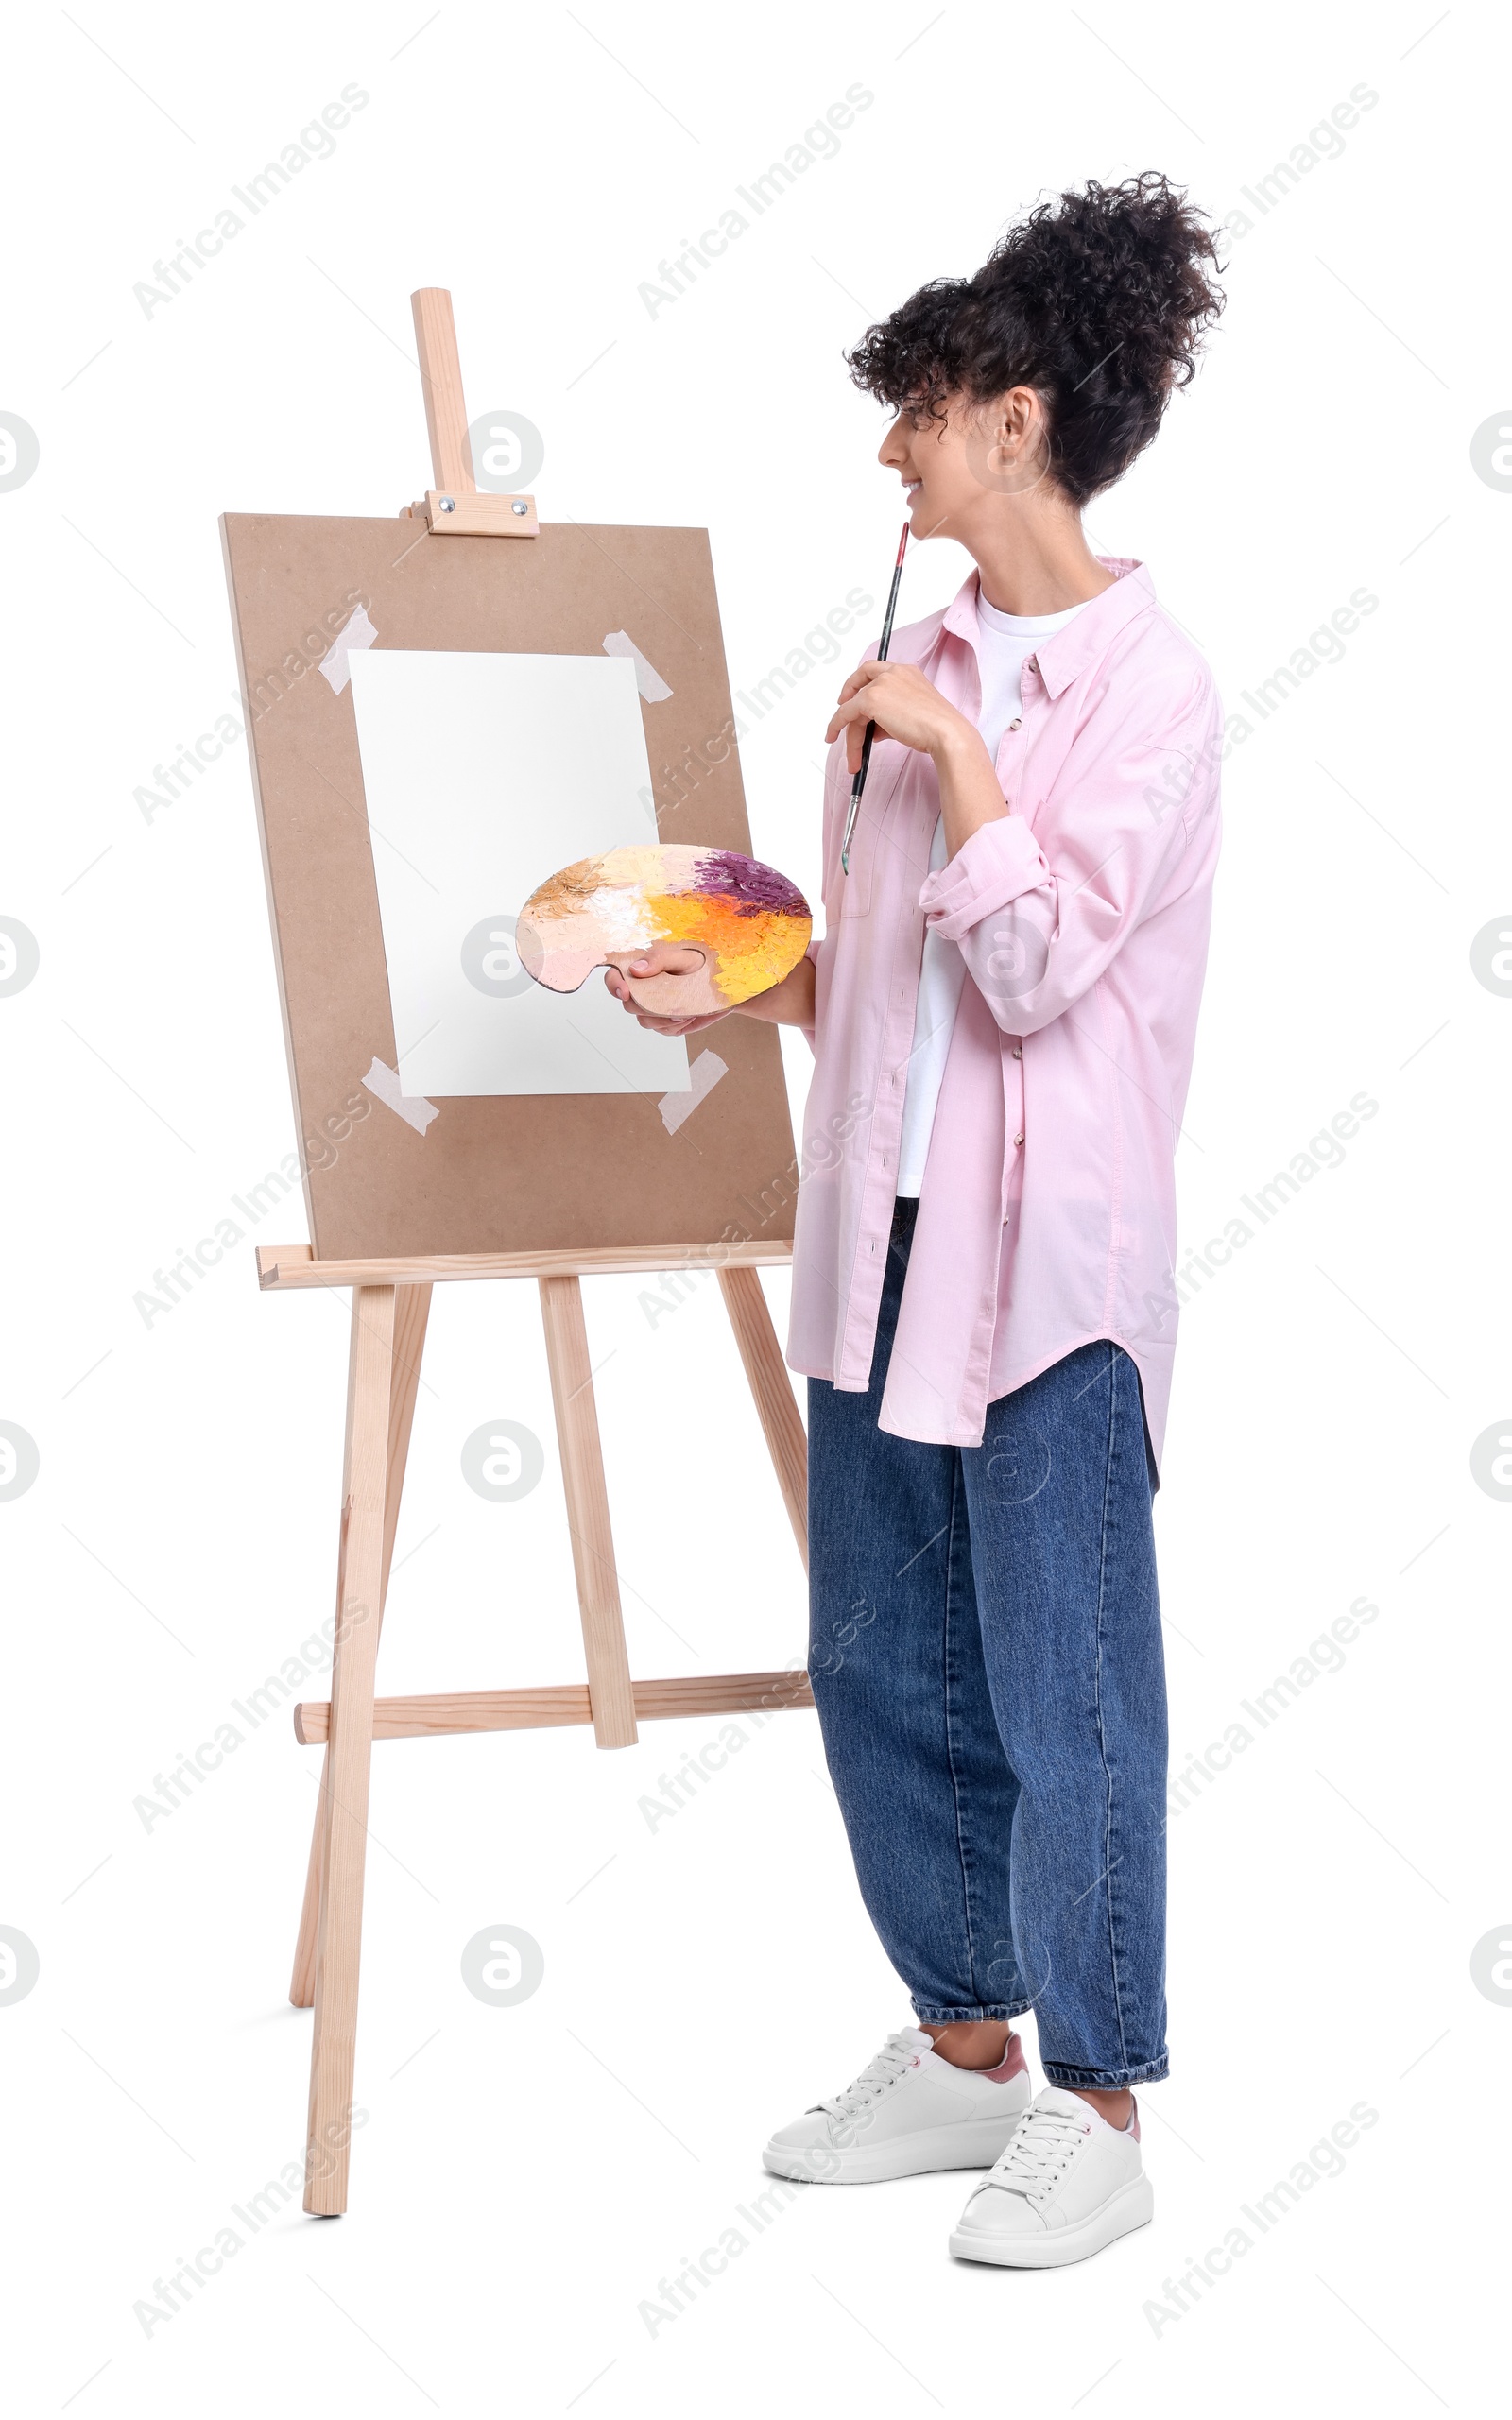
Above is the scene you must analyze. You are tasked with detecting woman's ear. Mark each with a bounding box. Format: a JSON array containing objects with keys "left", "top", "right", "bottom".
[
  {"left": 966, "top": 388, "right": 1050, "bottom": 497},
  {"left": 1004, "top": 386, "right": 1051, "bottom": 468}
]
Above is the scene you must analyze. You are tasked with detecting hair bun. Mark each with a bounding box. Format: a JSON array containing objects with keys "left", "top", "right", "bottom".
[{"left": 988, "top": 173, "right": 1222, "bottom": 406}]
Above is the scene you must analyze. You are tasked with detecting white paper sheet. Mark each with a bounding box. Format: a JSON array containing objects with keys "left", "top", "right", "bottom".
[{"left": 348, "top": 648, "right": 690, "bottom": 1098}]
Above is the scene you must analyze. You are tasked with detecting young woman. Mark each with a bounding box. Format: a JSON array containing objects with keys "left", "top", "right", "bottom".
[{"left": 609, "top": 173, "right": 1226, "bottom": 2269}]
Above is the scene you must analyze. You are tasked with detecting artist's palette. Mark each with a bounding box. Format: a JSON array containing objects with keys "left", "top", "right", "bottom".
[{"left": 517, "top": 844, "right": 812, "bottom": 1019}]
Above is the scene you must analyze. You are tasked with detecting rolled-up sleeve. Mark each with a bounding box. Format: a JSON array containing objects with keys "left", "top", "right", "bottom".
[
  {"left": 919, "top": 812, "right": 1049, "bottom": 933},
  {"left": 919, "top": 678, "right": 1221, "bottom": 1037}
]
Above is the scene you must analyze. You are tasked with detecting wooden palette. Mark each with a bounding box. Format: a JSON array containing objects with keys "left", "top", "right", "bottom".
[{"left": 518, "top": 843, "right": 812, "bottom": 1020}]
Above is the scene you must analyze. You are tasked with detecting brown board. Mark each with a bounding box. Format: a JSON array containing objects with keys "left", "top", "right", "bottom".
[{"left": 220, "top": 513, "right": 799, "bottom": 1261}]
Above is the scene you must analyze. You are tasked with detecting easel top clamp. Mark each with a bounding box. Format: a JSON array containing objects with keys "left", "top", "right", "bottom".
[{"left": 400, "top": 286, "right": 541, "bottom": 538}]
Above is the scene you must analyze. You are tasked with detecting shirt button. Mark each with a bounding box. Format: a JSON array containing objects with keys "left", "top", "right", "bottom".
[
  {"left": 1007, "top": 717, "right": 1022, "bottom": 732},
  {"left": 1014, "top": 1132, "right": 1024, "bottom": 1148},
  {"left": 1011, "top": 1045, "right": 1022, "bottom": 1060}
]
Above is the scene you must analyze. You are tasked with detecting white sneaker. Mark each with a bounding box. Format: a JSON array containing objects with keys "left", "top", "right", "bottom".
[
  {"left": 763, "top": 2026, "right": 1032, "bottom": 2185},
  {"left": 949, "top": 2085, "right": 1153, "bottom": 2267}
]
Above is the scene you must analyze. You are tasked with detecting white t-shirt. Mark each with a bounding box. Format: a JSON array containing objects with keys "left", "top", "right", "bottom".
[{"left": 894, "top": 592, "right": 1093, "bottom": 1196}]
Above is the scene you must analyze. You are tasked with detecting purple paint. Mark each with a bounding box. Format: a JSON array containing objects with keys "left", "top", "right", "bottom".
[{"left": 689, "top": 850, "right": 810, "bottom": 919}]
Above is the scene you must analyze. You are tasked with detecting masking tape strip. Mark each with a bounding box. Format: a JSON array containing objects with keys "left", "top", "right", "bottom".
[
  {"left": 361, "top": 1056, "right": 438, "bottom": 1136},
  {"left": 602, "top": 628, "right": 673, "bottom": 703},
  {"left": 659, "top": 1049, "right": 727, "bottom": 1135},
  {"left": 320, "top": 604, "right": 380, "bottom": 695}
]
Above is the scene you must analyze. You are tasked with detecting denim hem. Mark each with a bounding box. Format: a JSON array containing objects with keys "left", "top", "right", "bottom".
[
  {"left": 911, "top": 2000, "right": 1034, "bottom": 2025},
  {"left": 1042, "top": 2056, "right": 1169, "bottom": 2088}
]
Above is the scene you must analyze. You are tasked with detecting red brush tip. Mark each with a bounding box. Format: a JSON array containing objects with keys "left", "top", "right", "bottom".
[{"left": 895, "top": 521, "right": 911, "bottom": 565}]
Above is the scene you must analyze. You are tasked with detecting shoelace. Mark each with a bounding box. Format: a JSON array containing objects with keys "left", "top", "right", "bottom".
[
  {"left": 983, "top": 2102, "right": 1091, "bottom": 2199},
  {"left": 817, "top": 2033, "right": 922, "bottom": 2120}
]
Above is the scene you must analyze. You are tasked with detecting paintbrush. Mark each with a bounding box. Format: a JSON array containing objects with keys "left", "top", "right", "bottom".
[{"left": 840, "top": 517, "right": 911, "bottom": 875}]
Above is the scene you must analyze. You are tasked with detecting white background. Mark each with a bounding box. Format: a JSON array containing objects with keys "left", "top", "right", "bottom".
[{"left": 1, "top": 3, "right": 1504, "bottom": 2413}]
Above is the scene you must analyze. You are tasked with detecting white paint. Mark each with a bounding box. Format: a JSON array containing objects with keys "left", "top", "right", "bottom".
[
  {"left": 660, "top": 1049, "right": 727, "bottom": 1133},
  {"left": 602, "top": 628, "right": 673, "bottom": 702},
  {"left": 319, "top": 603, "right": 379, "bottom": 695},
  {"left": 360, "top": 1056, "right": 438, "bottom": 1135},
  {"left": 348, "top": 649, "right": 690, "bottom": 1099}
]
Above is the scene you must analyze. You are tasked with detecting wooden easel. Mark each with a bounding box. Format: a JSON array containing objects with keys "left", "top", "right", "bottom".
[{"left": 261, "top": 293, "right": 812, "bottom": 2217}]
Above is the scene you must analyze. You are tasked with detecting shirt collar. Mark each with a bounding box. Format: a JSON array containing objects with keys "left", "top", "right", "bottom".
[{"left": 939, "top": 557, "right": 1157, "bottom": 700}]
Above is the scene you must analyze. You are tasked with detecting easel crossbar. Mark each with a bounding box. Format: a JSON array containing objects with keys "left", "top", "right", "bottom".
[
  {"left": 294, "top": 1669, "right": 814, "bottom": 1743},
  {"left": 256, "top": 1242, "right": 794, "bottom": 1290}
]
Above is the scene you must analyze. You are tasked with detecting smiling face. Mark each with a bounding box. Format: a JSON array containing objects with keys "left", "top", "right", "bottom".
[{"left": 878, "top": 386, "right": 1056, "bottom": 545}]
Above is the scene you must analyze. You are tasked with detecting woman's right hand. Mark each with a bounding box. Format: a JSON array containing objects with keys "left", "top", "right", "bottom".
[{"left": 603, "top": 943, "right": 730, "bottom": 1037}]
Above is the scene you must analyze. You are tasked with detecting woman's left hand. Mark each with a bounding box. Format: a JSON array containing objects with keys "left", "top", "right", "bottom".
[{"left": 825, "top": 660, "right": 974, "bottom": 773}]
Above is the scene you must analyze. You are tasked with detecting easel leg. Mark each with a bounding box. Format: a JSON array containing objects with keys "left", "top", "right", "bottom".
[
  {"left": 291, "top": 1283, "right": 431, "bottom": 2008},
  {"left": 718, "top": 1265, "right": 809, "bottom": 1571},
  {"left": 538, "top": 1275, "right": 638, "bottom": 1748},
  {"left": 303, "top": 1284, "right": 397, "bottom": 2215},
  {"left": 289, "top": 1756, "right": 328, "bottom": 2011}
]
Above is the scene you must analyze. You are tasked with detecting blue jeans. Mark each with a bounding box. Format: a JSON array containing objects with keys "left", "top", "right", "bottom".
[{"left": 806, "top": 1197, "right": 1169, "bottom": 2088}]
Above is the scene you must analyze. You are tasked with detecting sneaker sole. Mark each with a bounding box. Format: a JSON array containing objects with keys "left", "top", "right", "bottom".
[
  {"left": 762, "top": 2097, "right": 1032, "bottom": 2186},
  {"left": 948, "top": 2172, "right": 1154, "bottom": 2267}
]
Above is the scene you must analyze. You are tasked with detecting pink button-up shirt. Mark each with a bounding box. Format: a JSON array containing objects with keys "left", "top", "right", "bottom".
[{"left": 785, "top": 558, "right": 1222, "bottom": 1469}]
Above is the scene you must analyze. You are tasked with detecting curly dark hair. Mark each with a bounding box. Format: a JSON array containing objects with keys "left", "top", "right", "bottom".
[{"left": 846, "top": 173, "right": 1225, "bottom": 506}]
